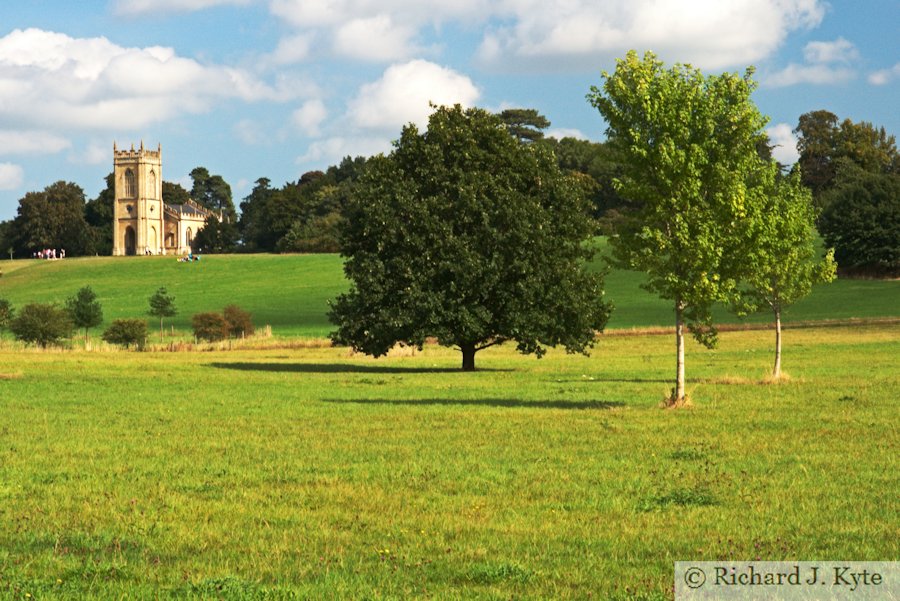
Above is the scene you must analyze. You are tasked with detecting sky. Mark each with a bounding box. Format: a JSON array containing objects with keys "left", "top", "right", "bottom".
[{"left": 0, "top": 0, "right": 897, "bottom": 220}]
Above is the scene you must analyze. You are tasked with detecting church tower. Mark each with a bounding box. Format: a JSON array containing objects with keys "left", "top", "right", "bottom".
[{"left": 113, "top": 141, "right": 164, "bottom": 256}]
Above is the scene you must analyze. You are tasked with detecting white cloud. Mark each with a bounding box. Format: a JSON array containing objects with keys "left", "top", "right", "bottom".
[
  {"left": 333, "top": 15, "right": 418, "bottom": 62},
  {"left": 477, "top": 0, "right": 826, "bottom": 70},
  {"left": 298, "top": 136, "right": 393, "bottom": 165},
  {"left": 0, "top": 28, "right": 297, "bottom": 132},
  {"left": 766, "top": 37, "right": 859, "bottom": 87},
  {"left": 347, "top": 60, "right": 480, "bottom": 131},
  {"left": 0, "top": 163, "right": 24, "bottom": 190},
  {"left": 292, "top": 99, "right": 328, "bottom": 136},
  {"left": 0, "top": 130, "right": 71, "bottom": 155},
  {"left": 547, "top": 128, "right": 588, "bottom": 141},
  {"left": 766, "top": 123, "right": 800, "bottom": 165},
  {"left": 803, "top": 37, "right": 858, "bottom": 64},
  {"left": 114, "top": 0, "right": 252, "bottom": 16},
  {"left": 869, "top": 62, "right": 900, "bottom": 86},
  {"left": 68, "top": 140, "right": 110, "bottom": 165},
  {"left": 268, "top": 33, "right": 314, "bottom": 65}
]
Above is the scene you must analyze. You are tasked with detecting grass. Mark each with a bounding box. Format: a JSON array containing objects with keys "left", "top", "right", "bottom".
[
  {"left": 1, "top": 249, "right": 898, "bottom": 338},
  {"left": 0, "top": 324, "right": 897, "bottom": 599}
]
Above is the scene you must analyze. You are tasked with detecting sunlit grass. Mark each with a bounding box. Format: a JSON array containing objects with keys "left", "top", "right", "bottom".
[{"left": 0, "top": 325, "right": 896, "bottom": 599}]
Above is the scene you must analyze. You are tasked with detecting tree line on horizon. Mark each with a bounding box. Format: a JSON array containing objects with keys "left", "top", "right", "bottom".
[{"left": 0, "top": 100, "right": 896, "bottom": 276}]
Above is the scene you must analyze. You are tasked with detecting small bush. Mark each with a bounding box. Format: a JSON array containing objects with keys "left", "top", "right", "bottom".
[
  {"left": 102, "top": 319, "right": 148, "bottom": 350},
  {"left": 223, "top": 304, "right": 254, "bottom": 338},
  {"left": 192, "top": 312, "right": 228, "bottom": 342},
  {"left": 10, "top": 303, "right": 73, "bottom": 347}
]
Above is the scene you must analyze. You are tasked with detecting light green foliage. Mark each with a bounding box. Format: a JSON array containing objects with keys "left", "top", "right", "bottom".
[
  {"left": 101, "top": 318, "right": 148, "bottom": 350},
  {"left": 588, "top": 50, "right": 769, "bottom": 401},
  {"left": 739, "top": 166, "right": 837, "bottom": 316},
  {"left": 330, "top": 104, "right": 610, "bottom": 370},
  {"left": 0, "top": 326, "right": 896, "bottom": 598},
  {"left": 65, "top": 285, "right": 103, "bottom": 340}
]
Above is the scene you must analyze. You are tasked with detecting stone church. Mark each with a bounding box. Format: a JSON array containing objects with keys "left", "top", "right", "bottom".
[{"left": 112, "top": 142, "right": 217, "bottom": 256}]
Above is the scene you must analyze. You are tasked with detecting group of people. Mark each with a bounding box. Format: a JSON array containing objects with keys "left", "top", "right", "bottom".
[
  {"left": 178, "top": 253, "right": 201, "bottom": 263},
  {"left": 34, "top": 248, "right": 65, "bottom": 260}
]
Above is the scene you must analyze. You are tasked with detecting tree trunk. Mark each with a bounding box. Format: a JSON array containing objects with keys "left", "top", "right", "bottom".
[
  {"left": 461, "top": 343, "right": 476, "bottom": 371},
  {"left": 773, "top": 308, "right": 782, "bottom": 380},
  {"left": 159, "top": 318, "right": 164, "bottom": 342},
  {"left": 674, "top": 300, "right": 686, "bottom": 405}
]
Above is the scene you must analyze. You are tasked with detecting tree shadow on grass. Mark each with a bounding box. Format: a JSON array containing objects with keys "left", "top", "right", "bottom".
[
  {"left": 324, "top": 398, "right": 624, "bottom": 410},
  {"left": 208, "top": 362, "right": 513, "bottom": 374}
]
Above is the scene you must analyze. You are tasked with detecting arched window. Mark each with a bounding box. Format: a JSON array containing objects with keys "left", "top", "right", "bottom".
[
  {"left": 185, "top": 228, "right": 193, "bottom": 248},
  {"left": 124, "top": 169, "right": 136, "bottom": 198},
  {"left": 149, "top": 170, "right": 157, "bottom": 197}
]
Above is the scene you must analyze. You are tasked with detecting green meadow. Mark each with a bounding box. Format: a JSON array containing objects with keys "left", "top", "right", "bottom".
[
  {"left": 0, "top": 253, "right": 897, "bottom": 599},
  {"left": 1, "top": 249, "right": 897, "bottom": 337}
]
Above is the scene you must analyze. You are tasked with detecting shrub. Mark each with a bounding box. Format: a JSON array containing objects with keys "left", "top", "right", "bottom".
[
  {"left": 223, "top": 304, "right": 254, "bottom": 338},
  {"left": 101, "top": 319, "right": 148, "bottom": 350},
  {"left": 192, "top": 312, "right": 228, "bottom": 342},
  {"left": 10, "top": 303, "right": 74, "bottom": 347},
  {"left": 0, "top": 299, "right": 14, "bottom": 333}
]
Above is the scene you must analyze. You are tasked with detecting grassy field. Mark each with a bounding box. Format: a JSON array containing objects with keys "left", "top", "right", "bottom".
[
  {"left": 1, "top": 251, "right": 897, "bottom": 337},
  {"left": 0, "top": 325, "right": 897, "bottom": 599}
]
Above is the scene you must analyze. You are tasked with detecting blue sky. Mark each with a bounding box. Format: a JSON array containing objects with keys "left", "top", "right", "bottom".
[{"left": 0, "top": 0, "right": 897, "bottom": 220}]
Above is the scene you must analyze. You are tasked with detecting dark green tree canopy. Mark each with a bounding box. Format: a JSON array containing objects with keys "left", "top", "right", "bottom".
[
  {"left": 819, "top": 161, "right": 900, "bottom": 275},
  {"left": 498, "top": 108, "right": 551, "bottom": 143},
  {"left": 190, "top": 166, "right": 236, "bottom": 221},
  {"left": 10, "top": 181, "right": 92, "bottom": 257},
  {"left": 329, "top": 104, "right": 610, "bottom": 370}
]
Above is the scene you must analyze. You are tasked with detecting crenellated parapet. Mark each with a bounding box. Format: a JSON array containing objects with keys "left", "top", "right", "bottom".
[{"left": 113, "top": 140, "right": 161, "bottom": 163}]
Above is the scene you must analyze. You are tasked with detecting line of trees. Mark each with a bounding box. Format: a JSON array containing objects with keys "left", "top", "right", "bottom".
[{"left": 0, "top": 286, "right": 254, "bottom": 349}]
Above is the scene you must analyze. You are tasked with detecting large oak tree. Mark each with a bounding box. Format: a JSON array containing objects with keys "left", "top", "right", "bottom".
[{"left": 329, "top": 104, "right": 610, "bottom": 370}]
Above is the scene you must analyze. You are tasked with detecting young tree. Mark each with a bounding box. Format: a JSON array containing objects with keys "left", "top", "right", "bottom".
[
  {"left": 588, "top": 51, "right": 768, "bottom": 405},
  {"left": 66, "top": 286, "right": 104, "bottom": 342},
  {"left": 737, "top": 166, "right": 837, "bottom": 378},
  {"left": 148, "top": 287, "right": 177, "bottom": 342},
  {"left": 330, "top": 104, "right": 610, "bottom": 371},
  {"left": 10, "top": 303, "right": 74, "bottom": 348}
]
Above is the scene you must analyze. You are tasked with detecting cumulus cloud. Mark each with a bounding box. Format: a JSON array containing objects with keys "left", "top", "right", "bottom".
[
  {"left": 766, "top": 37, "right": 859, "bottom": 87},
  {"left": 869, "top": 62, "right": 900, "bottom": 86},
  {"left": 333, "top": 15, "right": 419, "bottom": 62},
  {"left": 298, "top": 136, "right": 394, "bottom": 165},
  {"left": 0, "top": 28, "right": 298, "bottom": 132},
  {"left": 477, "top": 0, "right": 826, "bottom": 70},
  {"left": 0, "top": 130, "right": 71, "bottom": 155},
  {"left": 292, "top": 99, "right": 328, "bottom": 136},
  {"left": 347, "top": 60, "right": 480, "bottom": 131},
  {"left": 114, "top": 0, "right": 252, "bottom": 16},
  {"left": 766, "top": 123, "right": 800, "bottom": 165},
  {"left": 267, "top": 33, "right": 314, "bottom": 65},
  {"left": 0, "top": 163, "right": 24, "bottom": 190}
]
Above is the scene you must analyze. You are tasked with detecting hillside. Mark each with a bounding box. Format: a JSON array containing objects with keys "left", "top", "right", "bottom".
[{"left": 0, "top": 252, "right": 897, "bottom": 337}]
